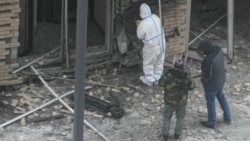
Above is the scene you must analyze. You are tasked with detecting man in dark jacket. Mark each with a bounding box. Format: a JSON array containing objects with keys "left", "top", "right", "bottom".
[
  {"left": 159, "top": 60, "right": 194, "bottom": 141},
  {"left": 198, "top": 40, "right": 231, "bottom": 129}
]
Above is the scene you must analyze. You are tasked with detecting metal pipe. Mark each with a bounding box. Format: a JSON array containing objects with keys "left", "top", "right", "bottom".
[
  {"left": 30, "top": 66, "right": 74, "bottom": 113},
  {"left": 74, "top": 0, "right": 87, "bottom": 140},
  {"left": 65, "top": 0, "right": 70, "bottom": 68},
  {"left": 184, "top": 13, "right": 227, "bottom": 63},
  {"left": 190, "top": 31, "right": 204, "bottom": 40},
  {"left": 13, "top": 47, "right": 60, "bottom": 74},
  {"left": 31, "top": 66, "right": 111, "bottom": 141},
  {"left": 84, "top": 121, "right": 111, "bottom": 141},
  {"left": 0, "top": 90, "right": 74, "bottom": 128},
  {"left": 188, "top": 13, "right": 227, "bottom": 46}
]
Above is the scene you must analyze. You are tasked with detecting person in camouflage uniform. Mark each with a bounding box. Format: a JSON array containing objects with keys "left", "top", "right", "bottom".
[{"left": 159, "top": 60, "right": 194, "bottom": 141}]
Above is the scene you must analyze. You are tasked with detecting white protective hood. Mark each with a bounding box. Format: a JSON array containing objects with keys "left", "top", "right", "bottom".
[
  {"left": 140, "top": 3, "right": 152, "bottom": 19},
  {"left": 137, "top": 3, "right": 165, "bottom": 50}
]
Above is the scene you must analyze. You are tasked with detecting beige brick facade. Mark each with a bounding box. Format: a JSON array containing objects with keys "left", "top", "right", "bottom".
[{"left": 0, "top": 0, "right": 22, "bottom": 85}]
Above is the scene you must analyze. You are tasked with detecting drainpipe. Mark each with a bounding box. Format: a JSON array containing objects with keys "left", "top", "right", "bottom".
[{"left": 73, "top": 0, "right": 87, "bottom": 140}]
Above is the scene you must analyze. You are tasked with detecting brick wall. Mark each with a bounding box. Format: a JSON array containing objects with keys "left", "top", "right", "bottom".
[
  {"left": 162, "top": 0, "right": 187, "bottom": 56},
  {"left": 117, "top": 0, "right": 188, "bottom": 57},
  {"left": 0, "top": 0, "right": 22, "bottom": 85}
]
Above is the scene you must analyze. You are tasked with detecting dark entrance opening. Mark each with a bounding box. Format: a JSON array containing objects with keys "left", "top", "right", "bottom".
[{"left": 20, "top": 0, "right": 108, "bottom": 56}]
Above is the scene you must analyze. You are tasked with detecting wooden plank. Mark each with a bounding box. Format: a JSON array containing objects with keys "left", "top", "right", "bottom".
[{"left": 27, "top": 114, "right": 65, "bottom": 123}]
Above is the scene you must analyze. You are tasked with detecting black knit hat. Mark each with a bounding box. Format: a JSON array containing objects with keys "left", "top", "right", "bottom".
[
  {"left": 174, "top": 59, "right": 184, "bottom": 68},
  {"left": 198, "top": 40, "right": 214, "bottom": 55}
]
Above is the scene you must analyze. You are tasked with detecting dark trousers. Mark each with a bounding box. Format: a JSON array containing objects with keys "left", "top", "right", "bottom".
[
  {"left": 163, "top": 104, "right": 186, "bottom": 136},
  {"left": 204, "top": 88, "right": 231, "bottom": 126}
]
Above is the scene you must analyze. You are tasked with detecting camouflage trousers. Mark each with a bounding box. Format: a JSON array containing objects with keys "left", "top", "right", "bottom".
[{"left": 163, "top": 104, "right": 186, "bottom": 136}]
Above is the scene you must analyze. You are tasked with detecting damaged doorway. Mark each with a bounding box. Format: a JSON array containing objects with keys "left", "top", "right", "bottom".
[
  {"left": 87, "top": 0, "right": 113, "bottom": 55},
  {"left": 26, "top": 0, "right": 112, "bottom": 60},
  {"left": 88, "top": 0, "right": 106, "bottom": 48}
]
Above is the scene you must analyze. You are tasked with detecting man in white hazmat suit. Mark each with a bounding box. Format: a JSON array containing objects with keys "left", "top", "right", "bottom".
[{"left": 137, "top": 3, "right": 166, "bottom": 86}]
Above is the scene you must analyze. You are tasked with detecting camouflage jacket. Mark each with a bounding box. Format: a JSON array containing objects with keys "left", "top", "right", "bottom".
[{"left": 159, "top": 68, "right": 195, "bottom": 106}]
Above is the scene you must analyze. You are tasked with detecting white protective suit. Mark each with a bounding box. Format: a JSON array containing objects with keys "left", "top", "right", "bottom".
[{"left": 137, "top": 3, "right": 166, "bottom": 86}]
